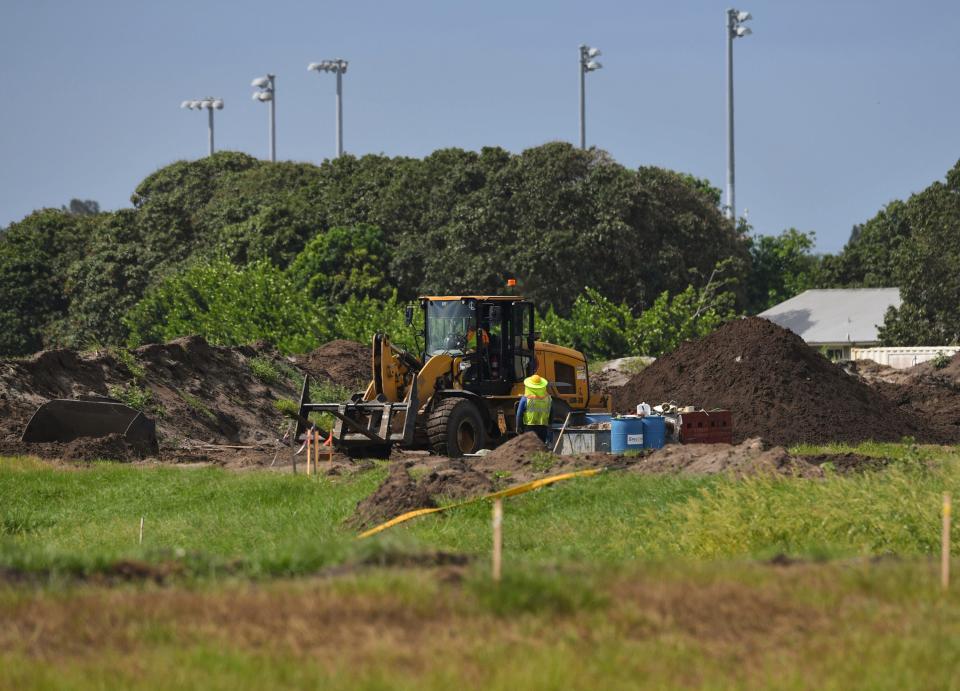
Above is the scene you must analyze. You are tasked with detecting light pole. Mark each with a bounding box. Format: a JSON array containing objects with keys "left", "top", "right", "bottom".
[
  {"left": 251, "top": 74, "right": 276, "bottom": 162},
  {"left": 578, "top": 44, "right": 602, "bottom": 149},
  {"left": 308, "top": 59, "right": 349, "bottom": 157},
  {"left": 726, "top": 8, "right": 752, "bottom": 221},
  {"left": 180, "top": 97, "right": 224, "bottom": 156}
]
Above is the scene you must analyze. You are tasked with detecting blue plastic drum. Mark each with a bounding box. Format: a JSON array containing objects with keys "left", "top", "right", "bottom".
[
  {"left": 611, "top": 416, "right": 645, "bottom": 453},
  {"left": 641, "top": 415, "right": 666, "bottom": 449}
]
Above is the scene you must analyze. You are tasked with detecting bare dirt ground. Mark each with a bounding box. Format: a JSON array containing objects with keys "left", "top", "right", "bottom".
[
  {"left": 350, "top": 433, "right": 879, "bottom": 526},
  {"left": 1, "top": 324, "right": 937, "bottom": 480},
  {"left": 845, "top": 356, "right": 960, "bottom": 442},
  {"left": 0, "top": 337, "right": 372, "bottom": 467}
]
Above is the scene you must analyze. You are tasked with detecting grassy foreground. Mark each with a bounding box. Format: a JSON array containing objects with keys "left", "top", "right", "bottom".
[{"left": 2, "top": 443, "right": 960, "bottom": 689}]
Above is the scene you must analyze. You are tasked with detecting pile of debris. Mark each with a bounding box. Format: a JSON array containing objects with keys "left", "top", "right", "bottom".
[{"left": 608, "top": 317, "right": 941, "bottom": 446}]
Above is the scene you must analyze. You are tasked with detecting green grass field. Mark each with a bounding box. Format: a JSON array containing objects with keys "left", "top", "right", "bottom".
[{"left": 2, "top": 443, "right": 960, "bottom": 689}]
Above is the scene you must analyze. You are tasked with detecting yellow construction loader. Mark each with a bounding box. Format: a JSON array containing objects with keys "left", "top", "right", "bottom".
[{"left": 297, "top": 295, "right": 610, "bottom": 456}]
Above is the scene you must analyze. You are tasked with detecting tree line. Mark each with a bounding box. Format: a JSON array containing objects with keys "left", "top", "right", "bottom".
[{"left": 1, "top": 142, "right": 958, "bottom": 359}]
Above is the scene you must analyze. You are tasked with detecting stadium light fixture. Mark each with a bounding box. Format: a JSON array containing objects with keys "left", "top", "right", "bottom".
[
  {"left": 181, "top": 97, "right": 223, "bottom": 156},
  {"left": 726, "top": 8, "right": 753, "bottom": 221},
  {"left": 308, "top": 59, "right": 349, "bottom": 157},
  {"left": 251, "top": 74, "right": 276, "bottom": 162},
  {"left": 578, "top": 44, "right": 604, "bottom": 149}
]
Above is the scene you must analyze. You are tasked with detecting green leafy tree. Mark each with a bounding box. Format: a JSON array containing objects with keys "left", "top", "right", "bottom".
[
  {"left": 124, "top": 258, "right": 328, "bottom": 353},
  {"left": 745, "top": 228, "right": 822, "bottom": 312},
  {"left": 879, "top": 161, "right": 960, "bottom": 345},
  {"left": 0, "top": 209, "right": 92, "bottom": 354},
  {"left": 0, "top": 144, "right": 756, "bottom": 353},
  {"left": 632, "top": 284, "right": 738, "bottom": 357},
  {"left": 288, "top": 225, "right": 392, "bottom": 302},
  {"left": 821, "top": 200, "right": 911, "bottom": 288},
  {"left": 539, "top": 288, "right": 635, "bottom": 361},
  {"left": 61, "top": 210, "right": 158, "bottom": 347},
  {"left": 332, "top": 291, "right": 421, "bottom": 352}
]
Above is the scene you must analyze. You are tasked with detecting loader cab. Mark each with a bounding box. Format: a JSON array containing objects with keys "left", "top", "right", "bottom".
[{"left": 420, "top": 296, "right": 536, "bottom": 396}]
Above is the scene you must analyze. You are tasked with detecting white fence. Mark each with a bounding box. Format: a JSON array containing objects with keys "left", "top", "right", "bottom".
[{"left": 851, "top": 346, "right": 960, "bottom": 370}]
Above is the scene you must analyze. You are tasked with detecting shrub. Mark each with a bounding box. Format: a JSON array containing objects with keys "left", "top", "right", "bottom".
[{"left": 124, "top": 257, "right": 329, "bottom": 354}]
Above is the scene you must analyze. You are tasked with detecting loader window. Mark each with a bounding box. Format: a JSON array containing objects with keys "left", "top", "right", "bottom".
[
  {"left": 512, "top": 302, "right": 535, "bottom": 379},
  {"left": 426, "top": 300, "right": 477, "bottom": 356},
  {"left": 553, "top": 361, "right": 576, "bottom": 391}
]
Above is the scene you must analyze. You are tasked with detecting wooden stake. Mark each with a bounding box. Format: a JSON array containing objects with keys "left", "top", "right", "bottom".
[
  {"left": 492, "top": 499, "right": 503, "bottom": 583},
  {"left": 552, "top": 412, "right": 573, "bottom": 454},
  {"left": 139, "top": 516, "right": 144, "bottom": 545},
  {"left": 328, "top": 434, "right": 333, "bottom": 466},
  {"left": 943, "top": 492, "right": 952, "bottom": 591},
  {"left": 314, "top": 429, "right": 322, "bottom": 478}
]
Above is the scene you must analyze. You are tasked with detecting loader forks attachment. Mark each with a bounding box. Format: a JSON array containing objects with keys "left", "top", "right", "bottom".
[{"left": 296, "top": 374, "right": 419, "bottom": 452}]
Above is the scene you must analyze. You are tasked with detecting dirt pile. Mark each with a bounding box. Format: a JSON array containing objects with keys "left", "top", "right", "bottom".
[
  {"left": 846, "top": 360, "right": 960, "bottom": 442},
  {"left": 610, "top": 317, "right": 938, "bottom": 446},
  {"left": 63, "top": 433, "right": 154, "bottom": 463},
  {"left": 866, "top": 375, "right": 960, "bottom": 441},
  {"left": 352, "top": 463, "right": 437, "bottom": 527},
  {"left": 420, "top": 459, "right": 495, "bottom": 498},
  {"left": 293, "top": 340, "right": 368, "bottom": 392},
  {"left": 909, "top": 351, "right": 960, "bottom": 381},
  {"left": 0, "top": 336, "right": 303, "bottom": 453},
  {"left": 842, "top": 359, "right": 912, "bottom": 386},
  {"left": 632, "top": 438, "right": 823, "bottom": 478},
  {"left": 471, "top": 432, "right": 549, "bottom": 475},
  {"left": 799, "top": 451, "right": 889, "bottom": 473}
]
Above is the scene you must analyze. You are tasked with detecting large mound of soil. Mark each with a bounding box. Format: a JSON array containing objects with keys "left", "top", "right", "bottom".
[
  {"left": 610, "top": 317, "right": 938, "bottom": 446},
  {"left": 293, "top": 340, "right": 368, "bottom": 392},
  {"left": 866, "top": 375, "right": 960, "bottom": 443},
  {"left": 0, "top": 337, "right": 304, "bottom": 453},
  {"left": 845, "top": 359, "right": 960, "bottom": 443}
]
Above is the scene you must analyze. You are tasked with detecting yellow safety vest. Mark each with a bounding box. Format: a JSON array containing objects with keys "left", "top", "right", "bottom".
[{"left": 523, "top": 394, "right": 551, "bottom": 426}]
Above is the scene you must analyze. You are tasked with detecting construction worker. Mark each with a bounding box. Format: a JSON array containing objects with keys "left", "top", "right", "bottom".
[
  {"left": 465, "top": 325, "right": 490, "bottom": 351},
  {"left": 515, "top": 374, "right": 552, "bottom": 444}
]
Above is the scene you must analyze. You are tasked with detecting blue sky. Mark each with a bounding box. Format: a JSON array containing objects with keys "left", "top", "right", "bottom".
[{"left": 2, "top": 0, "right": 958, "bottom": 252}]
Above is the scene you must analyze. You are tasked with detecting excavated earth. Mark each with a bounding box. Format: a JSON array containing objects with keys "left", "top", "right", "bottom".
[
  {"left": 291, "top": 339, "right": 369, "bottom": 392},
  {"left": 350, "top": 433, "right": 889, "bottom": 524},
  {"left": 607, "top": 317, "right": 946, "bottom": 446},
  {"left": 4, "top": 317, "right": 957, "bottom": 481},
  {"left": 0, "top": 337, "right": 369, "bottom": 465},
  {"left": 845, "top": 356, "right": 960, "bottom": 443}
]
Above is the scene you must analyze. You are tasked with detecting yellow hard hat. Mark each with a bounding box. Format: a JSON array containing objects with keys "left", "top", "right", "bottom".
[{"left": 523, "top": 374, "right": 548, "bottom": 390}]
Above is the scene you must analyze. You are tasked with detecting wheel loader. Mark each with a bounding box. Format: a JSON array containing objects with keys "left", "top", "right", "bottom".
[{"left": 297, "top": 295, "right": 610, "bottom": 457}]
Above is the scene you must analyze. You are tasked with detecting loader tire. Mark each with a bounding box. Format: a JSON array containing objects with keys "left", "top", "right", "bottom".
[{"left": 427, "top": 397, "right": 485, "bottom": 457}]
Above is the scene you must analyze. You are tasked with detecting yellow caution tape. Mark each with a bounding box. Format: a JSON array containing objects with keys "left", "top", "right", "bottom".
[{"left": 357, "top": 468, "right": 603, "bottom": 539}]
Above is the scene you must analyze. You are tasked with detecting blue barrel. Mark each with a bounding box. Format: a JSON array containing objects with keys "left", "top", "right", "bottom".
[
  {"left": 642, "top": 416, "right": 666, "bottom": 449},
  {"left": 611, "top": 416, "right": 645, "bottom": 453}
]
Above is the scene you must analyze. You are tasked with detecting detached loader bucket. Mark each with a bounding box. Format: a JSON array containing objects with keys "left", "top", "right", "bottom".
[{"left": 21, "top": 399, "right": 158, "bottom": 450}]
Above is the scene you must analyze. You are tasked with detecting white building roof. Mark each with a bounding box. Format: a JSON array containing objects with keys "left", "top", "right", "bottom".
[{"left": 758, "top": 288, "right": 901, "bottom": 345}]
